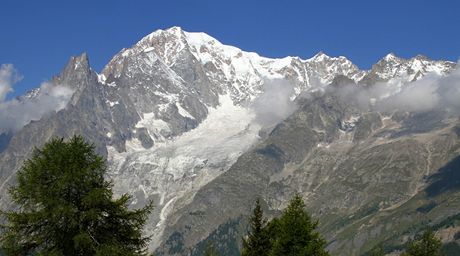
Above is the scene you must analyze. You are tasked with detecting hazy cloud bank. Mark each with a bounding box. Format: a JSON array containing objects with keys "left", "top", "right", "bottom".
[
  {"left": 0, "top": 64, "right": 74, "bottom": 133},
  {"left": 335, "top": 61, "right": 460, "bottom": 114},
  {"left": 250, "top": 78, "right": 297, "bottom": 127},
  {"left": 0, "top": 64, "right": 23, "bottom": 102},
  {"left": 251, "top": 61, "right": 460, "bottom": 130}
]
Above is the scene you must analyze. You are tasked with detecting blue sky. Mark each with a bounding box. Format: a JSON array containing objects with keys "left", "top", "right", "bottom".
[{"left": 1, "top": 0, "right": 459, "bottom": 98}]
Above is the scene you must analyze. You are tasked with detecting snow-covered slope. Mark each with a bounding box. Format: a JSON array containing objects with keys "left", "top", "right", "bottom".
[
  {"left": 373, "top": 53, "right": 453, "bottom": 80},
  {"left": 107, "top": 95, "right": 261, "bottom": 249}
]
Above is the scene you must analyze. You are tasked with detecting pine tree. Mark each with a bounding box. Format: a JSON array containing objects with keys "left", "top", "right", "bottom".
[
  {"left": 242, "top": 198, "right": 271, "bottom": 256},
  {"left": 269, "top": 194, "right": 329, "bottom": 256},
  {"left": 401, "top": 230, "right": 444, "bottom": 256},
  {"left": 0, "top": 136, "right": 153, "bottom": 256},
  {"left": 369, "top": 246, "right": 385, "bottom": 256},
  {"left": 203, "top": 241, "right": 219, "bottom": 256}
]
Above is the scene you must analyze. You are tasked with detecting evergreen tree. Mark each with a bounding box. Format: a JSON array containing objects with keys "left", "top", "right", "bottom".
[
  {"left": 242, "top": 198, "right": 271, "bottom": 256},
  {"left": 269, "top": 194, "right": 329, "bottom": 256},
  {"left": 368, "top": 246, "right": 385, "bottom": 256},
  {"left": 0, "top": 136, "right": 153, "bottom": 256},
  {"left": 401, "top": 230, "right": 444, "bottom": 256},
  {"left": 203, "top": 241, "right": 219, "bottom": 256}
]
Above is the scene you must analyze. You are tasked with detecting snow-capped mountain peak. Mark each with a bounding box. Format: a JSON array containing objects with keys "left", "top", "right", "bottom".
[
  {"left": 370, "top": 52, "right": 455, "bottom": 81},
  {"left": 102, "top": 27, "right": 375, "bottom": 103},
  {"left": 383, "top": 52, "right": 401, "bottom": 62},
  {"left": 309, "top": 51, "right": 330, "bottom": 61}
]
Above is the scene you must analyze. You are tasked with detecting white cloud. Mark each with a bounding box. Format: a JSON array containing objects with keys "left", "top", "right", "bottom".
[
  {"left": 250, "top": 78, "right": 297, "bottom": 127},
  {"left": 334, "top": 61, "right": 460, "bottom": 114},
  {"left": 0, "top": 64, "right": 22, "bottom": 102},
  {"left": 0, "top": 64, "right": 75, "bottom": 133}
]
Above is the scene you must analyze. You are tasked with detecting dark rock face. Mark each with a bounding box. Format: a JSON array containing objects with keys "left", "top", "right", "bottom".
[
  {"left": 352, "top": 112, "right": 383, "bottom": 141},
  {"left": 0, "top": 131, "right": 12, "bottom": 154}
]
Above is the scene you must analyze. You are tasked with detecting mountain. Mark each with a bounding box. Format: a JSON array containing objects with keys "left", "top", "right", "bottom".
[{"left": 0, "top": 27, "right": 458, "bottom": 255}]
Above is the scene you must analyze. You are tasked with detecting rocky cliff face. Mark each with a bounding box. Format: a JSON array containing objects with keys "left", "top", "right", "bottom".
[{"left": 0, "top": 27, "right": 458, "bottom": 255}]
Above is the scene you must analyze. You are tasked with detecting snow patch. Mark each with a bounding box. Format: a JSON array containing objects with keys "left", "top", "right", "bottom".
[
  {"left": 134, "top": 112, "right": 171, "bottom": 144},
  {"left": 144, "top": 47, "right": 155, "bottom": 53},
  {"left": 175, "top": 102, "right": 194, "bottom": 119},
  {"left": 97, "top": 74, "right": 106, "bottom": 84},
  {"left": 107, "top": 100, "right": 119, "bottom": 107},
  {"left": 340, "top": 115, "right": 360, "bottom": 132}
]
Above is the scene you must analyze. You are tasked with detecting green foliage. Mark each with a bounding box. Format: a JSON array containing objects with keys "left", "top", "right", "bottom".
[
  {"left": 269, "top": 194, "right": 329, "bottom": 256},
  {"left": 368, "top": 246, "right": 385, "bottom": 256},
  {"left": 242, "top": 199, "right": 271, "bottom": 256},
  {"left": 193, "top": 218, "right": 242, "bottom": 256},
  {"left": 242, "top": 194, "right": 329, "bottom": 256},
  {"left": 0, "top": 136, "right": 153, "bottom": 256},
  {"left": 401, "top": 230, "right": 444, "bottom": 256},
  {"left": 204, "top": 241, "right": 219, "bottom": 256}
]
